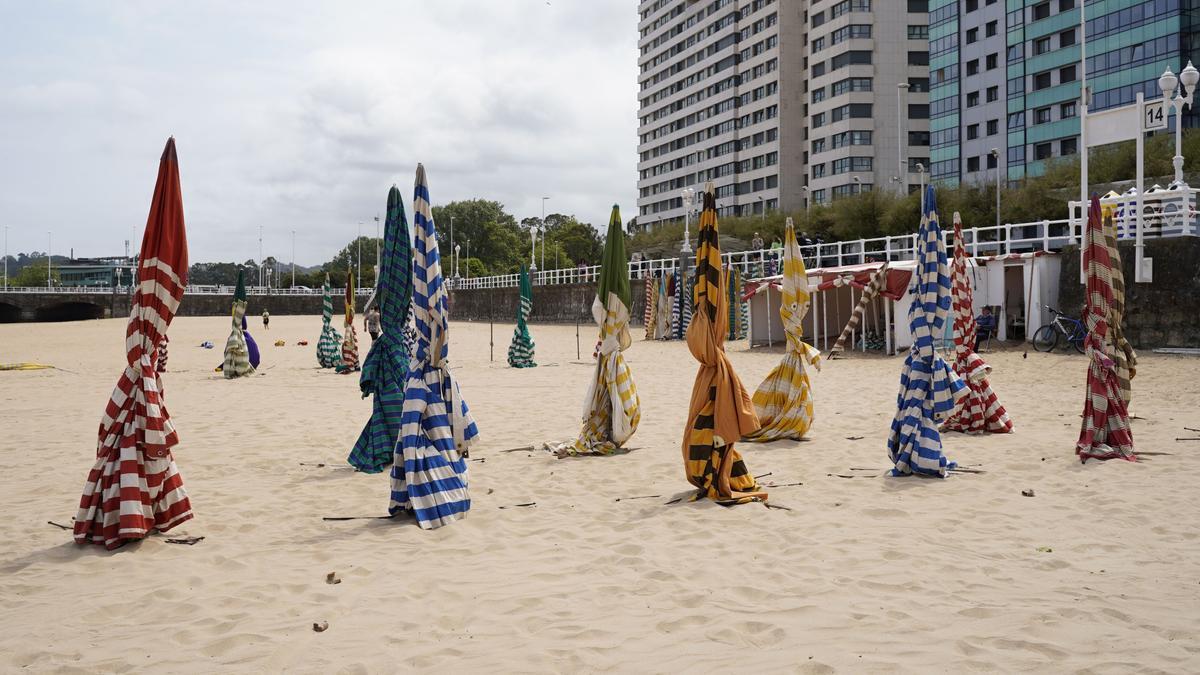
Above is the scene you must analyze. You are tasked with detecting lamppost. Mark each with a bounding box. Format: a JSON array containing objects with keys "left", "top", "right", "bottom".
[
  {"left": 801, "top": 186, "right": 811, "bottom": 216},
  {"left": 3, "top": 225, "right": 8, "bottom": 289},
  {"left": 449, "top": 216, "right": 455, "bottom": 258},
  {"left": 47, "top": 231, "right": 52, "bottom": 288},
  {"left": 454, "top": 243, "right": 461, "bottom": 279},
  {"left": 990, "top": 148, "right": 1001, "bottom": 229},
  {"left": 529, "top": 225, "right": 538, "bottom": 274},
  {"left": 757, "top": 195, "right": 765, "bottom": 221},
  {"left": 291, "top": 229, "right": 296, "bottom": 288},
  {"left": 1158, "top": 62, "right": 1200, "bottom": 188},
  {"left": 374, "top": 214, "right": 381, "bottom": 288},
  {"left": 897, "top": 82, "right": 910, "bottom": 195},
  {"left": 357, "top": 221, "right": 363, "bottom": 291},
  {"left": 465, "top": 239, "right": 470, "bottom": 280},
  {"left": 680, "top": 187, "right": 695, "bottom": 253},
  {"left": 258, "top": 225, "right": 263, "bottom": 288},
  {"left": 540, "top": 197, "right": 549, "bottom": 273},
  {"left": 852, "top": 175, "right": 863, "bottom": 194}
]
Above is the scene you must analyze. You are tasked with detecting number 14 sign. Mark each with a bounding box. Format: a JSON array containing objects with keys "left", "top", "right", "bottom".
[{"left": 1143, "top": 100, "right": 1167, "bottom": 131}]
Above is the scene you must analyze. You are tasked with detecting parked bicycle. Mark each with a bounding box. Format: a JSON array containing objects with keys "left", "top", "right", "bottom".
[{"left": 1031, "top": 306, "right": 1086, "bottom": 354}]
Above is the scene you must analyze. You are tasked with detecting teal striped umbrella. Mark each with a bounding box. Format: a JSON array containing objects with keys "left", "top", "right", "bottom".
[
  {"left": 507, "top": 264, "right": 537, "bottom": 367},
  {"left": 348, "top": 186, "right": 413, "bottom": 473},
  {"left": 316, "top": 274, "right": 342, "bottom": 367}
]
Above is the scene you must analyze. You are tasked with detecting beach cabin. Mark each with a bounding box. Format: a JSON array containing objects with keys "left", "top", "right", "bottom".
[{"left": 744, "top": 253, "right": 1061, "bottom": 353}]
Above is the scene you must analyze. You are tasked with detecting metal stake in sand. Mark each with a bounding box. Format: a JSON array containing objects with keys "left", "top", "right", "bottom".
[{"left": 489, "top": 287, "right": 495, "bottom": 362}]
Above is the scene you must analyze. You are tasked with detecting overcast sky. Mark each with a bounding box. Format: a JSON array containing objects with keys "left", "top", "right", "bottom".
[{"left": 0, "top": 1, "right": 638, "bottom": 265}]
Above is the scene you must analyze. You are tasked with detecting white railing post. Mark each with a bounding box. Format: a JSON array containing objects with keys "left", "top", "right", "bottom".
[{"left": 1042, "top": 220, "right": 1051, "bottom": 251}]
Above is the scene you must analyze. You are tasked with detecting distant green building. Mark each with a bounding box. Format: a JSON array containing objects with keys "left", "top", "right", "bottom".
[{"left": 57, "top": 257, "right": 136, "bottom": 287}]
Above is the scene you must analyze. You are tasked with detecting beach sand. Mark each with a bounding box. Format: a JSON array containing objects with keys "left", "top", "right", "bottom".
[{"left": 1, "top": 314, "right": 1198, "bottom": 672}]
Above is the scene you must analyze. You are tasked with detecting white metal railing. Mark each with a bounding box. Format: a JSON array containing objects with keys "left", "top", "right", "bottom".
[{"left": 0, "top": 285, "right": 373, "bottom": 296}]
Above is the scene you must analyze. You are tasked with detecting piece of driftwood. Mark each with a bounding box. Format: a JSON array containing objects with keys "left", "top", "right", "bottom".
[
  {"left": 322, "top": 515, "right": 395, "bottom": 521},
  {"left": 47, "top": 521, "right": 72, "bottom": 530},
  {"left": 614, "top": 495, "right": 661, "bottom": 502},
  {"left": 165, "top": 536, "right": 205, "bottom": 545},
  {"left": 498, "top": 502, "right": 537, "bottom": 509},
  {"left": 500, "top": 446, "right": 535, "bottom": 453}
]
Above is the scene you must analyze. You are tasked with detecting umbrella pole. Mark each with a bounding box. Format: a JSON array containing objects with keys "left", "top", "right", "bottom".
[
  {"left": 576, "top": 314, "right": 580, "bottom": 360},
  {"left": 765, "top": 284, "right": 772, "bottom": 347},
  {"left": 489, "top": 288, "right": 494, "bottom": 362}
]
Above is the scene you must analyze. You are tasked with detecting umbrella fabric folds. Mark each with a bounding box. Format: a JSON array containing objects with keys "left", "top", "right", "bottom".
[
  {"left": 1077, "top": 195, "right": 1136, "bottom": 462},
  {"left": 156, "top": 335, "right": 169, "bottom": 373},
  {"left": 348, "top": 186, "right": 413, "bottom": 474},
  {"left": 827, "top": 264, "right": 889, "bottom": 359},
  {"left": 337, "top": 270, "right": 360, "bottom": 373},
  {"left": 654, "top": 274, "right": 671, "bottom": 339},
  {"left": 682, "top": 184, "right": 765, "bottom": 504},
  {"left": 389, "top": 164, "right": 478, "bottom": 529},
  {"left": 316, "top": 274, "right": 342, "bottom": 368},
  {"left": 886, "top": 186, "right": 966, "bottom": 477},
  {"left": 1102, "top": 205, "right": 1137, "bottom": 405},
  {"left": 743, "top": 218, "right": 821, "bottom": 442},
  {"left": 725, "top": 265, "right": 742, "bottom": 341},
  {"left": 507, "top": 265, "right": 537, "bottom": 368},
  {"left": 74, "top": 138, "right": 194, "bottom": 549},
  {"left": 560, "top": 205, "right": 641, "bottom": 456},
  {"left": 943, "top": 213, "right": 1012, "bottom": 434},
  {"left": 643, "top": 276, "right": 658, "bottom": 340},
  {"left": 671, "top": 268, "right": 683, "bottom": 339},
  {"left": 223, "top": 270, "right": 256, "bottom": 378}
]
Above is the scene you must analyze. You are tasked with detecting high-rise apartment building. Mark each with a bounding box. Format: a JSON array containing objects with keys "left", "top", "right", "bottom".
[
  {"left": 806, "top": 0, "right": 933, "bottom": 205},
  {"left": 635, "top": 0, "right": 932, "bottom": 229},
  {"left": 930, "top": 0, "right": 1198, "bottom": 187}
]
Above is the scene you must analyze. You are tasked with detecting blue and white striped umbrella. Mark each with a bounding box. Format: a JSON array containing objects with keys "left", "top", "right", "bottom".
[
  {"left": 886, "top": 186, "right": 965, "bottom": 477},
  {"left": 388, "top": 164, "right": 478, "bottom": 529}
]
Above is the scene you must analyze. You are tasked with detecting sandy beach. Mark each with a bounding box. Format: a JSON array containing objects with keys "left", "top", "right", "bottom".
[{"left": 2, "top": 314, "right": 1198, "bottom": 672}]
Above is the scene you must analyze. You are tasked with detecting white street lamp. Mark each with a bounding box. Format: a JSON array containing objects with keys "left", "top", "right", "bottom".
[
  {"left": 258, "top": 225, "right": 263, "bottom": 288},
  {"left": 852, "top": 175, "right": 863, "bottom": 194},
  {"left": 357, "top": 221, "right": 363, "bottom": 291},
  {"left": 3, "top": 225, "right": 8, "bottom": 289},
  {"left": 1159, "top": 62, "right": 1199, "bottom": 187},
  {"left": 801, "top": 185, "right": 811, "bottom": 215},
  {"left": 47, "top": 231, "right": 52, "bottom": 288},
  {"left": 990, "top": 148, "right": 1001, "bottom": 229},
  {"left": 529, "top": 225, "right": 539, "bottom": 274},
  {"left": 897, "top": 82, "right": 910, "bottom": 196},
  {"left": 291, "top": 229, "right": 296, "bottom": 288},
  {"left": 680, "top": 187, "right": 695, "bottom": 253},
  {"left": 465, "top": 239, "right": 470, "bottom": 280},
  {"left": 454, "top": 243, "right": 461, "bottom": 279},
  {"left": 539, "top": 197, "right": 549, "bottom": 273}
]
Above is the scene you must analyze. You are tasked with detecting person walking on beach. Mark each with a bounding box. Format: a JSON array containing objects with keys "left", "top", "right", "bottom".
[
  {"left": 365, "top": 306, "right": 381, "bottom": 342},
  {"left": 261, "top": 309, "right": 270, "bottom": 330}
]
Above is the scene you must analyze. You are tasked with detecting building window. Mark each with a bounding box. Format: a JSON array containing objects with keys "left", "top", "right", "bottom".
[
  {"left": 908, "top": 51, "right": 929, "bottom": 66},
  {"left": 1060, "top": 29, "right": 1076, "bottom": 48},
  {"left": 909, "top": 130, "right": 930, "bottom": 146},
  {"left": 813, "top": 112, "right": 825, "bottom": 128},
  {"left": 812, "top": 37, "right": 825, "bottom": 52},
  {"left": 1061, "top": 138, "right": 1077, "bottom": 156},
  {"left": 1034, "top": 72, "right": 1052, "bottom": 90},
  {"left": 812, "top": 189, "right": 826, "bottom": 205},
  {"left": 986, "top": 86, "right": 998, "bottom": 102},
  {"left": 967, "top": 124, "right": 979, "bottom": 140},
  {"left": 1060, "top": 101, "right": 1077, "bottom": 118},
  {"left": 967, "top": 156, "right": 980, "bottom": 172},
  {"left": 966, "top": 91, "right": 980, "bottom": 107},
  {"left": 1034, "top": 37, "right": 1052, "bottom": 55},
  {"left": 908, "top": 78, "right": 930, "bottom": 92},
  {"left": 1059, "top": 0, "right": 1075, "bottom": 10},
  {"left": 812, "top": 11, "right": 825, "bottom": 28},
  {"left": 986, "top": 21, "right": 997, "bottom": 38},
  {"left": 986, "top": 53, "right": 998, "bottom": 70},
  {"left": 986, "top": 119, "right": 998, "bottom": 135},
  {"left": 967, "top": 60, "right": 979, "bottom": 76},
  {"left": 1034, "top": 107, "right": 1051, "bottom": 124},
  {"left": 812, "top": 138, "right": 826, "bottom": 154},
  {"left": 813, "top": 62, "right": 825, "bottom": 77},
  {"left": 1032, "top": 2, "right": 1050, "bottom": 21},
  {"left": 812, "top": 163, "right": 827, "bottom": 178},
  {"left": 1059, "top": 64, "right": 1076, "bottom": 83},
  {"left": 966, "top": 28, "right": 978, "bottom": 44},
  {"left": 1035, "top": 142, "right": 1053, "bottom": 160},
  {"left": 813, "top": 88, "right": 825, "bottom": 103},
  {"left": 908, "top": 25, "right": 928, "bottom": 40},
  {"left": 909, "top": 104, "right": 929, "bottom": 118},
  {"left": 1007, "top": 111, "right": 1025, "bottom": 128},
  {"left": 965, "top": 0, "right": 978, "bottom": 11}
]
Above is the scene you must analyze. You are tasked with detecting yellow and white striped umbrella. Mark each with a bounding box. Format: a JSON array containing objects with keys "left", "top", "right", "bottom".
[{"left": 743, "top": 217, "right": 821, "bottom": 442}]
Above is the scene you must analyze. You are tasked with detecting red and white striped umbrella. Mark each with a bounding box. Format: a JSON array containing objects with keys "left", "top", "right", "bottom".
[{"left": 73, "top": 138, "right": 194, "bottom": 549}]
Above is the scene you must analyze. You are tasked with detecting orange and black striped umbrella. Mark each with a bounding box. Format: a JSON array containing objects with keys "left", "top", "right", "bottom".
[{"left": 681, "top": 183, "right": 764, "bottom": 504}]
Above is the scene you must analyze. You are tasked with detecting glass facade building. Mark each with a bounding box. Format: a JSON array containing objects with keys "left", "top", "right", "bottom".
[{"left": 930, "top": 0, "right": 1199, "bottom": 186}]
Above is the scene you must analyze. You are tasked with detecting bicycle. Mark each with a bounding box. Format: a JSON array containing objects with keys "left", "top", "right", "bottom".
[{"left": 1032, "top": 306, "right": 1086, "bottom": 354}]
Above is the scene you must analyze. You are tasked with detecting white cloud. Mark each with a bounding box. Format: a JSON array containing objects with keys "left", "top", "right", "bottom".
[{"left": 0, "top": 1, "right": 638, "bottom": 265}]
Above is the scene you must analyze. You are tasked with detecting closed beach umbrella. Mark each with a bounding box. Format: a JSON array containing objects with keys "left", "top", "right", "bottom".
[
  {"left": 1101, "top": 205, "right": 1136, "bottom": 406},
  {"left": 561, "top": 205, "right": 641, "bottom": 456},
  {"left": 682, "top": 183, "right": 765, "bottom": 504},
  {"left": 74, "top": 137, "right": 194, "bottom": 549},
  {"left": 389, "top": 164, "right": 478, "bottom": 529},
  {"left": 337, "top": 270, "right": 360, "bottom": 373},
  {"left": 654, "top": 272, "right": 671, "bottom": 339},
  {"left": 222, "top": 269, "right": 256, "bottom": 378},
  {"left": 348, "top": 185, "right": 413, "bottom": 473},
  {"left": 887, "top": 186, "right": 966, "bottom": 477},
  {"left": 316, "top": 274, "right": 343, "bottom": 368},
  {"left": 943, "top": 212, "right": 1012, "bottom": 434},
  {"left": 643, "top": 275, "right": 658, "bottom": 341},
  {"left": 1077, "top": 195, "right": 1136, "bottom": 462},
  {"left": 744, "top": 217, "right": 821, "bottom": 442},
  {"left": 507, "top": 264, "right": 537, "bottom": 367}
]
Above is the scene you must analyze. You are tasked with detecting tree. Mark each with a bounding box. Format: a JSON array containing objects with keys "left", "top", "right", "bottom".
[{"left": 13, "top": 259, "right": 58, "bottom": 287}]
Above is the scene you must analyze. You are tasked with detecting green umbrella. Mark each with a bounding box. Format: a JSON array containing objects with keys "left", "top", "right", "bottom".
[
  {"left": 507, "top": 264, "right": 536, "bottom": 368},
  {"left": 222, "top": 269, "right": 255, "bottom": 378}
]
